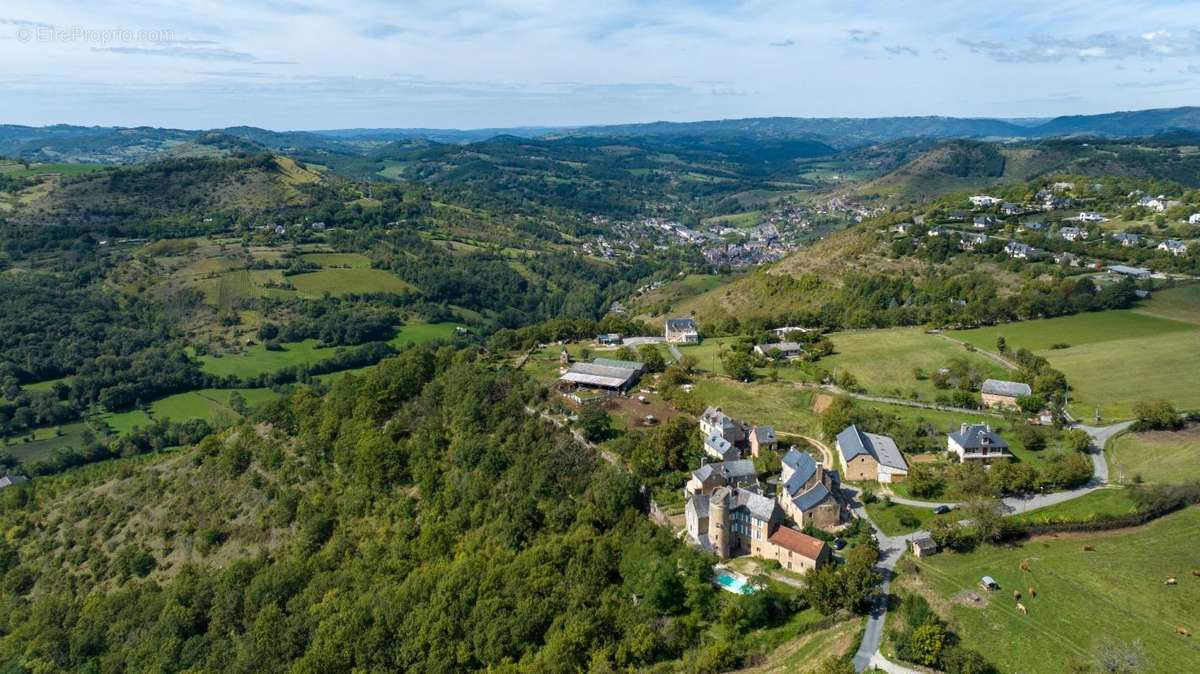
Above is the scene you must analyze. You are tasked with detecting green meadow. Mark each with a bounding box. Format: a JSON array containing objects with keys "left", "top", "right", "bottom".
[
  {"left": 289, "top": 268, "right": 417, "bottom": 296},
  {"left": 1108, "top": 427, "right": 1200, "bottom": 485},
  {"left": 952, "top": 304, "right": 1200, "bottom": 420},
  {"left": 823, "top": 328, "right": 1007, "bottom": 400},
  {"left": 909, "top": 507, "right": 1200, "bottom": 674}
]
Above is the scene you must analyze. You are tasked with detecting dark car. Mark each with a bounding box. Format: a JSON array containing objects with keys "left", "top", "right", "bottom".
[
  {"left": 832, "top": 537, "right": 846, "bottom": 550},
  {"left": 933, "top": 505, "right": 953, "bottom": 515}
]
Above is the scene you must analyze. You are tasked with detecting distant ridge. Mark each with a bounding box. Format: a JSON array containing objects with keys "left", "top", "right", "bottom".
[{"left": 2, "top": 106, "right": 1199, "bottom": 163}]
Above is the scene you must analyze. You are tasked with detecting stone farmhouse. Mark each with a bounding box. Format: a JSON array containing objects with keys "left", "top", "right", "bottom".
[
  {"left": 836, "top": 425, "right": 908, "bottom": 484},
  {"left": 780, "top": 449, "right": 848, "bottom": 529},
  {"left": 980, "top": 378, "right": 1032, "bottom": 409}
]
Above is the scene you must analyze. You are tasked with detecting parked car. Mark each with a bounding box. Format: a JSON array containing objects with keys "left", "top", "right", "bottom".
[
  {"left": 832, "top": 537, "right": 846, "bottom": 550},
  {"left": 933, "top": 505, "right": 953, "bottom": 515}
]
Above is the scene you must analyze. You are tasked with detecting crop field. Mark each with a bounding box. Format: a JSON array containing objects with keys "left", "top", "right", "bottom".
[
  {"left": 289, "top": 268, "right": 416, "bottom": 297},
  {"left": 1108, "top": 426, "right": 1200, "bottom": 485},
  {"left": 822, "top": 328, "right": 1007, "bottom": 401},
  {"left": 952, "top": 308, "right": 1200, "bottom": 420},
  {"left": 908, "top": 507, "right": 1200, "bottom": 674}
]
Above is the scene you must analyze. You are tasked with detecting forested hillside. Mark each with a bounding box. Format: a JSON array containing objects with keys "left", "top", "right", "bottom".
[{"left": 0, "top": 350, "right": 803, "bottom": 673}]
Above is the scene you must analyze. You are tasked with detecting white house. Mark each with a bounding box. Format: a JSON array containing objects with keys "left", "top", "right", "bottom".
[
  {"left": 1158, "top": 240, "right": 1189, "bottom": 256},
  {"left": 1059, "top": 226, "right": 1087, "bottom": 241},
  {"left": 665, "top": 318, "right": 700, "bottom": 344},
  {"left": 947, "top": 424, "right": 1012, "bottom": 464},
  {"left": 1004, "top": 241, "right": 1035, "bottom": 259},
  {"left": 970, "top": 195, "right": 1002, "bottom": 208},
  {"left": 1076, "top": 212, "right": 1107, "bottom": 223}
]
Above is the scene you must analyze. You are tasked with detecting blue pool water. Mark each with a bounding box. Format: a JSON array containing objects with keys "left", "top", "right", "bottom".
[{"left": 715, "top": 571, "right": 757, "bottom": 595}]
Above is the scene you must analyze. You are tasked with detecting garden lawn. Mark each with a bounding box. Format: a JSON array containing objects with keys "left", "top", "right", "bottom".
[
  {"left": 676, "top": 337, "right": 740, "bottom": 374},
  {"left": 289, "top": 268, "right": 416, "bottom": 296},
  {"left": 387, "top": 322, "right": 462, "bottom": 347},
  {"left": 910, "top": 507, "right": 1200, "bottom": 674},
  {"left": 864, "top": 501, "right": 951, "bottom": 536},
  {"left": 822, "top": 328, "right": 1006, "bottom": 401},
  {"left": 1108, "top": 426, "right": 1200, "bottom": 485}
]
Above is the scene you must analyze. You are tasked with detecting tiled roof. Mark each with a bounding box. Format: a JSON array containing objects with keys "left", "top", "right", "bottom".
[{"left": 767, "top": 525, "right": 826, "bottom": 560}]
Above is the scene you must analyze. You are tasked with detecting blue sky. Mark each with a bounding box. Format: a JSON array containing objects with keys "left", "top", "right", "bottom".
[{"left": 1, "top": 1, "right": 1198, "bottom": 130}]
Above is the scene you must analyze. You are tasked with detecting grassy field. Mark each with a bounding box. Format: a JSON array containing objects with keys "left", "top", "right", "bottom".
[
  {"left": 216, "top": 270, "right": 255, "bottom": 311},
  {"left": 1135, "top": 284, "right": 1200, "bottom": 325},
  {"left": 98, "top": 409, "right": 154, "bottom": 435},
  {"left": 1045, "top": 330, "right": 1200, "bottom": 420},
  {"left": 823, "top": 328, "right": 1007, "bottom": 401},
  {"left": 150, "top": 388, "right": 279, "bottom": 425},
  {"left": 300, "top": 252, "right": 371, "bottom": 268},
  {"left": 200, "top": 323, "right": 463, "bottom": 379},
  {"left": 1008, "top": 487, "right": 1142, "bottom": 525},
  {"left": 908, "top": 507, "right": 1200, "bottom": 674},
  {"left": 952, "top": 309, "right": 1200, "bottom": 420},
  {"left": 289, "top": 268, "right": 416, "bottom": 297},
  {"left": 692, "top": 377, "right": 819, "bottom": 436},
  {"left": 198, "top": 339, "right": 333, "bottom": 378},
  {"left": 1108, "top": 426, "right": 1200, "bottom": 485},
  {"left": 0, "top": 161, "right": 106, "bottom": 178},
  {"left": 951, "top": 310, "right": 1194, "bottom": 352},
  {"left": 1, "top": 422, "right": 94, "bottom": 465}
]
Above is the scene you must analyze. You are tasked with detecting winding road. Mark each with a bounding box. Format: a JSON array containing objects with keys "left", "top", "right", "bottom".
[{"left": 850, "top": 419, "right": 1131, "bottom": 672}]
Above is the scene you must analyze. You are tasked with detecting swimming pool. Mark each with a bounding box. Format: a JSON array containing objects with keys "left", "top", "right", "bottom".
[{"left": 714, "top": 571, "right": 757, "bottom": 595}]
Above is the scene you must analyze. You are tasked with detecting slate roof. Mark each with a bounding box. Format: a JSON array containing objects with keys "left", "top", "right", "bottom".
[
  {"left": 949, "top": 424, "right": 1010, "bottom": 451},
  {"left": 705, "top": 432, "right": 734, "bottom": 456},
  {"left": 981, "top": 379, "right": 1032, "bottom": 398},
  {"left": 790, "top": 483, "right": 832, "bottom": 513},
  {"left": 692, "top": 459, "right": 757, "bottom": 484},
  {"left": 767, "top": 526, "right": 826, "bottom": 560},
  {"left": 666, "top": 318, "right": 697, "bottom": 332},
  {"left": 733, "top": 489, "right": 778, "bottom": 521},
  {"left": 751, "top": 426, "right": 777, "bottom": 445},
  {"left": 836, "top": 425, "right": 908, "bottom": 471},
  {"left": 781, "top": 450, "right": 817, "bottom": 494},
  {"left": 686, "top": 494, "right": 710, "bottom": 520}
]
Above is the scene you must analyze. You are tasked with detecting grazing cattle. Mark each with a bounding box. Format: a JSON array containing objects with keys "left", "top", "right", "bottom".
[
  {"left": 1012, "top": 590, "right": 1022, "bottom": 601},
  {"left": 1019, "top": 560, "right": 1031, "bottom": 573},
  {"left": 1029, "top": 587, "right": 1037, "bottom": 599},
  {"left": 1177, "top": 627, "right": 1192, "bottom": 637},
  {"left": 1191, "top": 570, "right": 1200, "bottom": 577},
  {"left": 1082, "top": 545, "right": 1096, "bottom": 552},
  {"left": 1166, "top": 577, "right": 1178, "bottom": 585},
  {"left": 1016, "top": 602, "right": 1027, "bottom": 615}
]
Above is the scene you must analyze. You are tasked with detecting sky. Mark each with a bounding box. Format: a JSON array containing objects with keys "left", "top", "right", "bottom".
[{"left": 1, "top": 1, "right": 1199, "bottom": 130}]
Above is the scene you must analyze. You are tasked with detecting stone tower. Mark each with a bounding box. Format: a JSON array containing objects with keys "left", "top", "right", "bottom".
[{"left": 709, "top": 487, "right": 731, "bottom": 559}]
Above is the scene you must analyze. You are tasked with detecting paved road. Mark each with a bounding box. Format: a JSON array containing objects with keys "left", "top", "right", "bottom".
[
  {"left": 884, "top": 420, "right": 1132, "bottom": 514},
  {"left": 849, "top": 419, "right": 1132, "bottom": 672}
]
